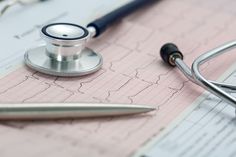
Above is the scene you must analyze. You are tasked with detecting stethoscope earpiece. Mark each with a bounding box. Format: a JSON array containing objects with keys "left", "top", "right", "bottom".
[{"left": 160, "top": 43, "right": 183, "bottom": 67}]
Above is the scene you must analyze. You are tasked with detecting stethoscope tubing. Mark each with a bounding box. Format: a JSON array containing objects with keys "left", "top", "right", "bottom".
[{"left": 88, "top": 0, "right": 157, "bottom": 38}]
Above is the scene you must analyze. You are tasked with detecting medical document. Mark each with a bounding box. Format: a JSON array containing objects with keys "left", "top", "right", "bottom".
[
  {"left": 0, "top": 0, "right": 236, "bottom": 156},
  {"left": 135, "top": 64, "right": 236, "bottom": 157}
]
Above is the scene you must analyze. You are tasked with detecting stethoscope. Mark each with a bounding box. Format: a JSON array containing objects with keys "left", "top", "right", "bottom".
[
  {"left": 23, "top": 0, "right": 236, "bottom": 109},
  {"left": 24, "top": 0, "right": 156, "bottom": 76}
]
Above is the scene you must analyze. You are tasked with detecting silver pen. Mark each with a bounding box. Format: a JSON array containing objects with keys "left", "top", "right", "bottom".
[{"left": 0, "top": 103, "right": 155, "bottom": 120}]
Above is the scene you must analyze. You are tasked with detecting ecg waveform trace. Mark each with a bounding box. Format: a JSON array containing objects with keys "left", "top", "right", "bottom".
[
  {"left": 139, "top": 69, "right": 236, "bottom": 157},
  {"left": 0, "top": 0, "right": 236, "bottom": 157}
]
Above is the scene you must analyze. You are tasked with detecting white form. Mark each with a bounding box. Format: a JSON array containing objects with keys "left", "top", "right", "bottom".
[{"left": 134, "top": 63, "right": 236, "bottom": 157}]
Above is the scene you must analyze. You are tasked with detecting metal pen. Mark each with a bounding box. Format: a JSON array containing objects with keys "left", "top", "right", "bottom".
[{"left": 0, "top": 103, "right": 155, "bottom": 120}]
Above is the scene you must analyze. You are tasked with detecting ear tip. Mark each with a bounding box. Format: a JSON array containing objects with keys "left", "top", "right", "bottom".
[{"left": 160, "top": 43, "right": 183, "bottom": 66}]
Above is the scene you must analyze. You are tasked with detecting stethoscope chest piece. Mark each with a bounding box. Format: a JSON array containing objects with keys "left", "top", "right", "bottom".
[{"left": 24, "top": 23, "right": 103, "bottom": 77}]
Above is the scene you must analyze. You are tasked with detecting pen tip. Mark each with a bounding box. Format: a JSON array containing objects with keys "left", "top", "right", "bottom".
[
  {"left": 146, "top": 106, "right": 156, "bottom": 112},
  {"left": 136, "top": 105, "right": 155, "bottom": 113}
]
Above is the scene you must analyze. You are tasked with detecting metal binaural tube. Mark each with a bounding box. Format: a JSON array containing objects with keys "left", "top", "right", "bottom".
[{"left": 192, "top": 41, "right": 236, "bottom": 108}]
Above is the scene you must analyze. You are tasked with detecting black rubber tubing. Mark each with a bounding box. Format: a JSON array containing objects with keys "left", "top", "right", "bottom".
[{"left": 87, "top": 0, "right": 157, "bottom": 37}]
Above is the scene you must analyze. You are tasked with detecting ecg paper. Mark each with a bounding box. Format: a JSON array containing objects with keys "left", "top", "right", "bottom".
[
  {"left": 0, "top": 0, "right": 236, "bottom": 157},
  {"left": 136, "top": 63, "right": 236, "bottom": 157}
]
